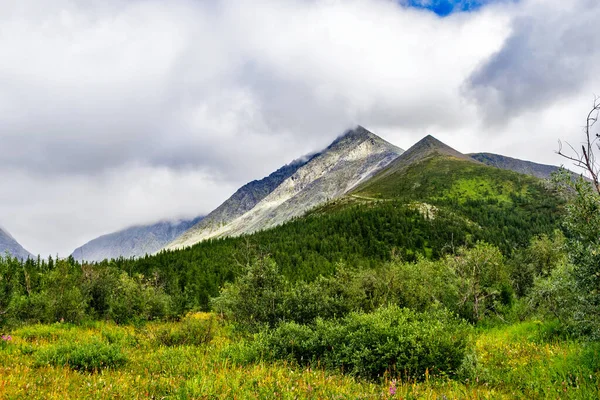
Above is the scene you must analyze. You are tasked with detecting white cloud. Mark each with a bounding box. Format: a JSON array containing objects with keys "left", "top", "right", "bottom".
[{"left": 0, "top": 0, "right": 597, "bottom": 255}]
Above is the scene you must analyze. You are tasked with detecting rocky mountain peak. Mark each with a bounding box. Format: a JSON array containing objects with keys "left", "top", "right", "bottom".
[
  {"left": 328, "top": 126, "right": 393, "bottom": 150},
  {"left": 166, "top": 125, "right": 403, "bottom": 250}
]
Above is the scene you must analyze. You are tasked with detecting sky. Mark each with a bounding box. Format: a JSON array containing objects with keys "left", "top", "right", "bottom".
[{"left": 1, "top": 0, "right": 599, "bottom": 256}]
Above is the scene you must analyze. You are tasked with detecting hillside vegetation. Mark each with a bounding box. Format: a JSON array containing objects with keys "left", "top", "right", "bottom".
[{"left": 4, "top": 139, "right": 600, "bottom": 399}]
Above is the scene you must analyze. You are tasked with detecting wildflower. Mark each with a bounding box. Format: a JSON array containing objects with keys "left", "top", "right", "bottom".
[
  {"left": 1, "top": 335, "right": 12, "bottom": 341},
  {"left": 389, "top": 379, "right": 397, "bottom": 396}
]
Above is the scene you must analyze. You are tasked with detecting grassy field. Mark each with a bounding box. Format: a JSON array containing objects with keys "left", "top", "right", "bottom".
[{"left": 0, "top": 315, "right": 598, "bottom": 399}]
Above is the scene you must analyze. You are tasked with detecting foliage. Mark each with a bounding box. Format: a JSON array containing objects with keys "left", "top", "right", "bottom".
[
  {"left": 528, "top": 262, "right": 582, "bottom": 330},
  {"left": 35, "top": 341, "right": 127, "bottom": 372},
  {"left": 531, "top": 171, "right": 600, "bottom": 339},
  {"left": 211, "top": 257, "right": 288, "bottom": 332},
  {"left": 106, "top": 272, "right": 173, "bottom": 324},
  {"left": 153, "top": 313, "right": 215, "bottom": 347},
  {"left": 510, "top": 230, "right": 567, "bottom": 297},
  {"left": 213, "top": 244, "right": 517, "bottom": 330},
  {"left": 0, "top": 317, "right": 598, "bottom": 398},
  {"left": 257, "top": 306, "right": 472, "bottom": 381},
  {"left": 446, "top": 242, "right": 512, "bottom": 322}
]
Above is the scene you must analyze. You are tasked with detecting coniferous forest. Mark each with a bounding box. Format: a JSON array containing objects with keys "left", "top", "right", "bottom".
[{"left": 3, "top": 150, "right": 600, "bottom": 398}]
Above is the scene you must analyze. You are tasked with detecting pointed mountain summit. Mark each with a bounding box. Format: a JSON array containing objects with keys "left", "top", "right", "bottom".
[
  {"left": 0, "top": 226, "right": 33, "bottom": 260},
  {"left": 358, "top": 134, "right": 477, "bottom": 189},
  {"left": 387, "top": 134, "right": 475, "bottom": 169},
  {"left": 166, "top": 126, "right": 403, "bottom": 250}
]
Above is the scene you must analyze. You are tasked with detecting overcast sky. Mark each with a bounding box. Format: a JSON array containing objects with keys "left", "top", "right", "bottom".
[{"left": 1, "top": 0, "right": 599, "bottom": 256}]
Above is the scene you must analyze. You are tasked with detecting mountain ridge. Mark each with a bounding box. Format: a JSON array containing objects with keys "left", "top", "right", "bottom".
[
  {"left": 70, "top": 132, "right": 569, "bottom": 260},
  {"left": 353, "top": 134, "right": 479, "bottom": 194},
  {"left": 469, "top": 152, "right": 561, "bottom": 180},
  {"left": 0, "top": 226, "right": 33, "bottom": 260},
  {"left": 71, "top": 216, "right": 204, "bottom": 262},
  {"left": 176, "top": 154, "right": 320, "bottom": 244},
  {"left": 166, "top": 126, "right": 403, "bottom": 250}
]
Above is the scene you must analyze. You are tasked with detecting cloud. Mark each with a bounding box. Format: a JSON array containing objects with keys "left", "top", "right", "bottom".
[
  {"left": 467, "top": 0, "right": 600, "bottom": 122},
  {"left": 0, "top": 0, "right": 597, "bottom": 256}
]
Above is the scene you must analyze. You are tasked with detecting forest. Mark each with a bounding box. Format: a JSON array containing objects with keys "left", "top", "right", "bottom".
[{"left": 1, "top": 160, "right": 599, "bottom": 398}]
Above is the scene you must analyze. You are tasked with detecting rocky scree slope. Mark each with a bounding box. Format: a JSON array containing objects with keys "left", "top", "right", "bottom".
[
  {"left": 469, "top": 152, "right": 562, "bottom": 180},
  {"left": 169, "top": 154, "right": 319, "bottom": 250},
  {"left": 0, "top": 226, "right": 33, "bottom": 260},
  {"left": 166, "top": 126, "right": 403, "bottom": 250}
]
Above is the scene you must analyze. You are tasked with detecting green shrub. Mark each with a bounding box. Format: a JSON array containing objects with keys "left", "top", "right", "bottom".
[
  {"left": 9, "top": 293, "right": 50, "bottom": 324},
  {"left": 258, "top": 306, "right": 472, "bottom": 380},
  {"left": 153, "top": 315, "right": 215, "bottom": 347},
  {"left": 580, "top": 342, "right": 600, "bottom": 373},
  {"left": 211, "top": 257, "right": 288, "bottom": 331},
  {"left": 17, "top": 324, "right": 69, "bottom": 342},
  {"left": 107, "top": 272, "right": 173, "bottom": 324},
  {"left": 35, "top": 341, "right": 127, "bottom": 372},
  {"left": 101, "top": 326, "right": 138, "bottom": 347}
]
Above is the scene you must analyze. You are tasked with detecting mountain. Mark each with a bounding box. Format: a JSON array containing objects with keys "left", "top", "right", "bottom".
[
  {"left": 469, "top": 153, "right": 561, "bottom": 180},
  {"left": 353, "top": 134, "right": 481, "bottom": 196},
  {"left": 0, "top": 226, "right": 33, "bottom": 260},
  {"left": 169, "top": 154, "right": 320, "bottom": 249},
  {"left": 71, "top": 216, "right": 204, "bottom": 262},
  {"left": 107, "top": 134, "right": 563, "bottom": 310},
  {"left": 167, "top": 126, "right": 403, "bottom": 250}
]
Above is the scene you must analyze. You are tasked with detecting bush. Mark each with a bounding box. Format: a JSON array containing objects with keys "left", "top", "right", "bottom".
[
  {"left": 8, "top": 293, "right": 50, "bottom": 324},
  {"left": 35, "top": 341, "right": 127, "bottom": 372},
  {"left": 101, "top": 325, "right": 138, "bottom": 347},
  {"left": 153, "top": 314, "right": 215, "bottom": 347},
  {"left": 211, "top": 257, "right": 288, "bottom": 331},
  {"left": 107, "top": 272, "right": 173, "bottom": 324},
  {"left": 17, "top": 324, "right": 66, "bottom": 342},
  {"left": 258, "top": 306, "right": 472, "bottom": 380}
]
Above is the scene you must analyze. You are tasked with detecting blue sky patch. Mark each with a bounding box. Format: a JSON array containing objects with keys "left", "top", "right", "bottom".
[{"left": 404, "top": 0, "right": 491, "bottom": 16}]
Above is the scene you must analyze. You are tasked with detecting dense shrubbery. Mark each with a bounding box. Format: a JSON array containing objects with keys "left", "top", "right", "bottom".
[
  {"left": 153, "top": 314, "right": 215, "bottom": 347},
  {"left": 212, "top": 242, "right": 517, "bottom": 331},
  {"left": 256, "top": 306, "right": 472, "bottom": 380},
  {"left": 524, "top": 172, "right": 600, "bottom": 339},
  {"left": 0, "top": 256, "right": 174, "bottom": 326},
  {"left": 35, "top": 341, "right": 127, "bottom": 372}
]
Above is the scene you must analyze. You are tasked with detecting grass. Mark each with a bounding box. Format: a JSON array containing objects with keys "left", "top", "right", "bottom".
[
  {"left": 354, "top": 155, "right": 539, "bottom": 203},
  {"left": 0, "top": 316, "right": 598, "bottom": 399}
]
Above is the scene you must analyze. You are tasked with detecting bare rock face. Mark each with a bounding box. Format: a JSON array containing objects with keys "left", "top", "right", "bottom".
[
  {"left": 469, "top": 153, "right": 561, "bottom": 180},
  {"left": 0, "top": 226, "right": 33, "bottom": 260},
  {"left": 71, "top": 216, "right": 204, "bottom": 262},
  {"left": 167, "top": 126, "right": 403, "bottom": 250}
]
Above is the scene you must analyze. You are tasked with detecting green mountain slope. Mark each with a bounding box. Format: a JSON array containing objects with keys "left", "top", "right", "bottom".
[
  {"left": 105, "top": 136, "right": 563, "bottom": 311},
  {"left": 350, "top": 135, "right": 563, "bottom": 248}
]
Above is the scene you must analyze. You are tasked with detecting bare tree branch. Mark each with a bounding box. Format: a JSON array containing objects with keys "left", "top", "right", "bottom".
[{"left": 557, "top": 96, "right": 600, "bottom": 195}]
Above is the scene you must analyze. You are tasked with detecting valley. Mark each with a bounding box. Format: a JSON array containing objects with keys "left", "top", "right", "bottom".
[{"left": 3, "top": 126, "right": 597, "bottom": 399}]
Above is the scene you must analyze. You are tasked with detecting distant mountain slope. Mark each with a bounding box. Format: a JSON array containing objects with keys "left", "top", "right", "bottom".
[
  {"left": 114, "top": 135, "right": 564, "bottom": 310},
  {"left": 167, "top": 126, "right": 403, "bottom": 250},
  {"left": 469, "top": 153, "right": 560, "bottom": 180},
  {"left": 175, "top": 154, "right": 319, "bottom": 249},
  {"left": 71, "top": 216, "right": 204, "bottom": 262},
  {"left": 0, "top": 227, "right": 33, "bottom": 260}
]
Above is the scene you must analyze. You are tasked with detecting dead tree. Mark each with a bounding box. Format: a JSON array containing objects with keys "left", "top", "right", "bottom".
[{"left": 558, "top": 96, "right": 600, "bottom": 195}]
